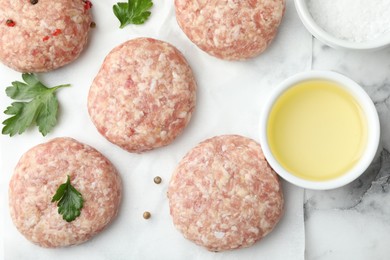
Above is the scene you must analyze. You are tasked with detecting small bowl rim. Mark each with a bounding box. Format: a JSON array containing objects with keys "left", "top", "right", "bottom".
[
  {"left": 294, "top": 0, "right": 390, "bottom": 51},
  {"left": 259, "top": 70, "right": 380, "bottom": 190}
]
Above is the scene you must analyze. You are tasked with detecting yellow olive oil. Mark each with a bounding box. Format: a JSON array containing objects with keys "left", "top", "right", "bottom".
[{"left": 267, "top": 80, "right": 367, "bottom": 181}]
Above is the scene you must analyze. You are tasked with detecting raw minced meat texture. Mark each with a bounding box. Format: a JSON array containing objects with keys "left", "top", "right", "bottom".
[
  {"left": 168, "top": 135, "right": 284, "bottom": 251},
  {"left": 8, "top": 137, "right": 122, "bottom": 248},
  {"left": 88, "top": 37, "right": 197, "bottom": 153},
  {"left": 175, "top": 0, "right": 285, "bottom": 60},
  {"left": 0, "top": 0, "right": 91, "bottom": 72}
]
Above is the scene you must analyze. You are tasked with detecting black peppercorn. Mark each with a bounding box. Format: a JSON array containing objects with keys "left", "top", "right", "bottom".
[
  {"left": 143, "top": 211, "right": 151, "bottom": 219},
  {"left": 153, "top": 176, "right": 162, "bottom": 184},
  {"left": 30, "top": 0, "right": 38, "bottom": 5}
]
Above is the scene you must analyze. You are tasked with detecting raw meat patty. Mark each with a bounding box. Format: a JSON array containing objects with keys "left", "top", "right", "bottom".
[
  {"left": 175, "top": 0, "right": 286, "bottom": 60},
  {"left": 8, "top": 137, "right": 122, "bottom": 248},
  {"left": 0, "top": 0, "right": 92, "bottom": 72},
  {"left": 168, "top": 135, "right": 284, "bottom": 251},
  {"left": 88, "top": 37, "right": 197, "bottom": 153}
]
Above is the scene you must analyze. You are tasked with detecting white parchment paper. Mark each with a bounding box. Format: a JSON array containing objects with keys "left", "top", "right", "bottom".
[{"left": 1, "top": 0, "right": 311, "bottom": 259}]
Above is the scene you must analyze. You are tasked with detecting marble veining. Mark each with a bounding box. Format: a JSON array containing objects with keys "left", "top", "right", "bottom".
[
  {"left": 305, "top": 149, "right": 390, "bottom": 212},
  {"left": 305, "top": 39, "right": 390, "bottom": 260}
]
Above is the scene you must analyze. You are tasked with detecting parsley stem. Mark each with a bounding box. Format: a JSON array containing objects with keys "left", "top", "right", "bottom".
[
  {"left": 50, "top": 84, "right": 71, "bottom": 92},
  {"left": 54, "top": 84, "right": 71, "bottom": 89},
  {"left": 2, "top": 74, "right": 71, "bottom": 136}
]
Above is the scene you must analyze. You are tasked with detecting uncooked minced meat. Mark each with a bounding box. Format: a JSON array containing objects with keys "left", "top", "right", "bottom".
[
  {"left": 0, "top": 0, "right": 92, "bottom": 72},
  {"left": 8, "top": 137, "right": 122, "bottom": 248},
  {"left": 168, "top": 135, "right": 284, "bottom": 251},
  {"left": 88, "top": 38, "right": 197, "bottom": 153},
  {"left": 175, "top": 0, "right": 285, "bottom": 60}
]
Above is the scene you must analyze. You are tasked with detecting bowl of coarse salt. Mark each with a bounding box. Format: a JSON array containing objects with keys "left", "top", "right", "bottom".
[{"left": 294, "top": 0, "right": 390, "bottom": 51}]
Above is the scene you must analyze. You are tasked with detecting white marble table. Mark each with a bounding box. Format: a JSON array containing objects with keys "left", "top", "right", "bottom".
[{"left": 305, "top": 40, "right": 390, "bottom": 260}]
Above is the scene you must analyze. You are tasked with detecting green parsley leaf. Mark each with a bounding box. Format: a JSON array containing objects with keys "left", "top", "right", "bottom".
[
  {"left": 113, "top": 0, "right": 153, "bottom": 28},
  {"left": 52, "top": 175, "right": 84, "bottom": 222},
  {"left": 2, "top": 73, "right": 70, "bottom": 137}
]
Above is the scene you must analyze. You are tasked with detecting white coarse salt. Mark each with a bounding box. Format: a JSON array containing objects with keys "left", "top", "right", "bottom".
[{"left": 307, "top": 0, "right": 390, "bottom": 42}]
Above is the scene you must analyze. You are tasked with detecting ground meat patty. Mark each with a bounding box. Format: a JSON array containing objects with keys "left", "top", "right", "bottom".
[
  {"left": 167, "top": 135, "right": 284, "bottom": 251},
  {"left": 8, "top": 137, "right": 122, "bottom": 248},
  {"left": 175, "top": 0, "right": 285, "bottom": 60},
  {"left": 0, "top": 0, "right": 92, "bottom": 72},
  {"left": 88, "top": 37, "right": 197, "bottom": 153}
]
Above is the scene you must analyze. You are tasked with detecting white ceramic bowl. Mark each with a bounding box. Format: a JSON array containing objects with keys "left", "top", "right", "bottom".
[
  {"left": 259, "top": 71, "right": 380, "bottom": 190},
  {"left": 294, "top": 0, "right": 390, "bottom": 51}
]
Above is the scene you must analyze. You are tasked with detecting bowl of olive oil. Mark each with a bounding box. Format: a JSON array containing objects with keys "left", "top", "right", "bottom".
[{"left": 259, "top": 71, "right": 380, "bottom": 190}]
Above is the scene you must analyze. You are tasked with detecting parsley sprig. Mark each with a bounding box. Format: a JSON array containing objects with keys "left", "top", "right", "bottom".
[
  {"left": 52, "top": 175, "right": 84, "bottom": 222},
  {"left": 113, "top": 0, "right": 153, "bottom": 28},
  {"left": 2, "top": 73, "right": 70, "bottom": 137}
]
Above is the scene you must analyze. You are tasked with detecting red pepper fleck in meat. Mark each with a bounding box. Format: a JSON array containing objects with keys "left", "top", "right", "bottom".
[
  {"left": 52, "top": 29, "right": 62, "bottom": 36},
  {"left": 6, "top": 19, "right": 16, "bottom": 27},
  {"left": 84, "top": 0, "right": 92, "bottom": 10},
  {"left": 42, "top": 36, "right": 50, "bottom": 42}
]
